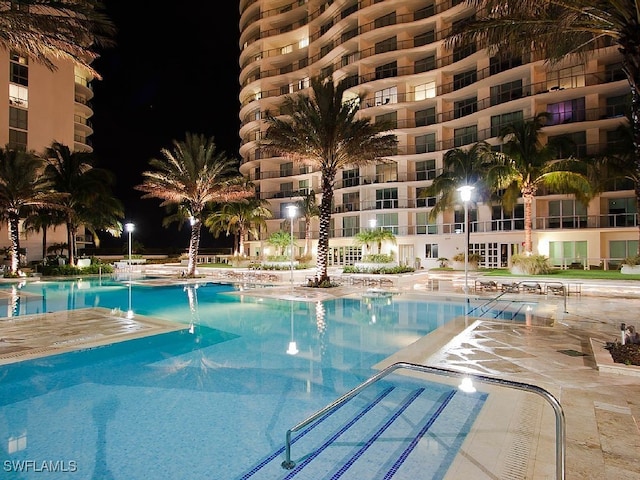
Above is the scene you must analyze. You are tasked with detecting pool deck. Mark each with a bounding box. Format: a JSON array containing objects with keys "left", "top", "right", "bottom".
[{"left": 1, "top": 269, "right": 639, "bottom": 479}]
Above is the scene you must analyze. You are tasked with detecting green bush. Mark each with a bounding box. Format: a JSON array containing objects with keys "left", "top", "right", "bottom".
[
  {"left": 342, "top": 265, "right": 414, "bottom": 274},
  {"left": 40, "top": 262, "right": 114, "bottom": 276},
  {"left": 510, "top": 253, "right": 552, "bottom": 275},
  {"left": 361, "top": 253, "right": 395, "bottom": 263},
  {"left": 452, "top": 252, "right": 483, "bottom": 263}
]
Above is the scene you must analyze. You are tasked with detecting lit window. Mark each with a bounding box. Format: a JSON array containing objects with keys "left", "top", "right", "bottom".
[
  {"left": 9, "top": 84, "right": 28, "bottom": 107},
  {"left": 414, "top": 82, "right": 436, "bottom": 101},
  {"left": 281, "top": 44, "right": 293, "bottom": 54},
  {"left": 299, "top": 38, "right": 309, "bottom": 48}
]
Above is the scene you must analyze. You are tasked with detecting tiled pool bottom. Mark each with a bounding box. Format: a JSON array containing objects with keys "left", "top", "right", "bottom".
[{"left": 0, "top": 326, "right": 487, "bottom": 480}]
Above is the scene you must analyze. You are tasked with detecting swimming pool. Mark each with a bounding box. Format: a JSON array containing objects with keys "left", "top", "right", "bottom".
[{"left": 0, "top": 278, "right": 520, "bottom": 479}]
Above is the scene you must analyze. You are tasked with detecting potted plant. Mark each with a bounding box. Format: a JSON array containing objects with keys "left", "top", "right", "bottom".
[
  {"left": 452, "top": 252, "right": 482, "bottom": 270},
  {"left": 621, "top": 254, "right": 640, "bottom": 274}
]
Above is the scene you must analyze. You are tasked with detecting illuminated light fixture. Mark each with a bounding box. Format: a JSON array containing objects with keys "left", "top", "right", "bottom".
[{"left": 458, "top": 377, "right": 476, "bottom": 393}]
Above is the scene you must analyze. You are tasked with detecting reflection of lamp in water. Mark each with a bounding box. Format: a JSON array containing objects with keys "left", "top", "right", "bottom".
[
  {"left": 458, "top": 377, "right": 476, "bottom": 393},
  {"left": 126, "top": 282, "right": 134, "bottom": 319},
  {"left": 286, "top": 301, "right": 298, "bottom": 355},
  {"left": 286, "top": 205, "right": 297, "bottom": 288}
]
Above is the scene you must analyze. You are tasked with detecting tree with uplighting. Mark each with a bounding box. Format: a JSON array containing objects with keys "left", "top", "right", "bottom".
[
  {"left": 136, "top": 133, "right": 252, "bottom": 277},
  {"left": 261, "top": 76, "right": 397, "bottom": 283}
]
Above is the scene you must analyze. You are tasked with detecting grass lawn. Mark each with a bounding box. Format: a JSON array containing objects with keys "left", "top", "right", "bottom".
[{"left": 480, "top": 268, "right": 640, "bottom": 281}]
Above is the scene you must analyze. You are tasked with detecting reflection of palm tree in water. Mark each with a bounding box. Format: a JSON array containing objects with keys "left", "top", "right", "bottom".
[
  {"left": 8, "top": 284, "right": 19, "bottom": 317},
  {"left": 91, "top": 396, "right": 120, "bottom": 480},
  {"left": 185, "top": 284, "right": 201, "bottom": 334},
  {"left": 316, "top": 301, "right": 334, "bottom": 389},
  {"left": 159, "top": 284, "right": 218, "bottom": 388}
]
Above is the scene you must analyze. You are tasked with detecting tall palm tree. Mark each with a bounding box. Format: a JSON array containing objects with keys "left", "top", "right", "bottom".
[
  {"left": 205, "top": 197, "right": 272, "bottom": 256},
  {"left": 136, "top": 133, "right": 252, "bottom": 277},
  {"left": 43, "top": 142, "right": 123, "bottom": 265},
  {"left": 0, "top": 147, "right": 59, "bottom": 275},
  {"left": 486, "top": 113, "right": 593, "bottom": 253},
  {"left": 0, "top": 1, "right": 115, "bottom": 79},
  {"left": 447, "top": 0, "right": 640, "bottom": 252},
  {"left": 294, "top": 190, "right": 320, "bottom": 256},
  {"left": 261, "top": 76, "right": 397, "bottom": 283}
]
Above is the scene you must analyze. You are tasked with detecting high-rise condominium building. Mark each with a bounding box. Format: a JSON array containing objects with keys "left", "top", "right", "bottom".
[
  {"left": 238, "top": 0, "right": 633, "bottom": 270},
  {"left": 0, "top": 50, "right": 95, "bottom": 263}
]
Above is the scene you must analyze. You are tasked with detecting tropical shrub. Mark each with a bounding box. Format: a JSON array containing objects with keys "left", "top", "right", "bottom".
[{"left": 510, "top": 254, "right": 552, "bottom": 275}]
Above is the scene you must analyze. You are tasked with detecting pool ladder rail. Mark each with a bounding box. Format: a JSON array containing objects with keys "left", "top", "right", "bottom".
[{"left": 280, "top": 362, "right": 566, "bottom": 480}]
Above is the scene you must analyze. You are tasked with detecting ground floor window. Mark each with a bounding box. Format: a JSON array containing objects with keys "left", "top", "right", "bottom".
[
  {"left": 329, "top": 246, "right": 362, "bottom": 266},
  {"left": 549, "top": 240, "right": 587, "bottom": 268},
  {"left": 425, "top": 243, "right": 438, "bottom": 258},
  {"left": 610, "top": 240, "right": 638, "bottom": 262}
]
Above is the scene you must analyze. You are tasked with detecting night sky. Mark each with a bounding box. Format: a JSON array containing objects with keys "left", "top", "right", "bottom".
[{"left": 90, "top": 2, "right": 241, "bottom": 250}]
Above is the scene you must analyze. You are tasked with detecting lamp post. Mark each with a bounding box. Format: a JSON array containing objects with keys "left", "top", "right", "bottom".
[
  {"left": 457, "top": 186, "right": 474, "bottom": 293},
  {"left": 287, "top": 205, "right": 297, "bottom": 287},
  {"left": 125, "top": 222, "right": 134, "bottom": 267}
]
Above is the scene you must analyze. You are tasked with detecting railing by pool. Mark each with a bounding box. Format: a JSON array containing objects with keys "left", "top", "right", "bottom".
[{"left": 282, "top": 361, "right": 566, "bottom": 480}]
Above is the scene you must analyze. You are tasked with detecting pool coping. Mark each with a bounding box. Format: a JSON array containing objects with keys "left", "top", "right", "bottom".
[{"left": 0, "top": 307, "right": 186, "bottom": 366}]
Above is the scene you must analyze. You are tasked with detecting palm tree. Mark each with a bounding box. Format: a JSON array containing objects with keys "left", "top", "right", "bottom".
[
  {"left": 422, "top": 142, "right": 494, "bottom": 252},
  {"left": 370, "top": 228, "right": 397, "bottom": 254},
  {"left": 43, "top": 142, "right": 124, "bottom": 265},
  {"left": 447, "top": 0, "right": 640, "bottom": 252},
  {"left": 261, "top": 76, "right": 397, "bottom": 283},
  {"left": 294, "top": 190, "right": 320, "bottom": 257},
  {"left": 353, "top": 228, "right": 397, "bottom": 255},
  {"left": 0, "top": 147, "right": 58, "bottom": 275},
  {"left": 136, "top": 133, "right": 252, "bottom": 277},
  {"left": 23, "top": 207, "right": 66, "bottom": 259},
  {"left": 353, "top": 229, "right": 376, "bottom": 255},
  {"left": 486, "top": 113, "right": 593, "bottom": 253},
  {"left": 0, "top": 1, "right": 115, "bottom": 79},
  {"left": 266, "top": 230, "right": 292, "bottom": 257},
  {"left": 205, "top": 197, "right": 272, "bottom": 256}
]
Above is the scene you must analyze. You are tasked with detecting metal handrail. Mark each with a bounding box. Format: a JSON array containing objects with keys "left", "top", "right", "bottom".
[{"left": 282, "top": 361, "right": 566, "bottom": 480}]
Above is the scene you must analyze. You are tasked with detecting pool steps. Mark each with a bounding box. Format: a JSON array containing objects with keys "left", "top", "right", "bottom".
[{"left": 240, "top": 381, "right": 486, "bottom": 479}]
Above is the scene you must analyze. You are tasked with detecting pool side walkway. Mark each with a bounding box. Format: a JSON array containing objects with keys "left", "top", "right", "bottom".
[{"left": 0, "top": 268, "right": 639, "bottom": 479}]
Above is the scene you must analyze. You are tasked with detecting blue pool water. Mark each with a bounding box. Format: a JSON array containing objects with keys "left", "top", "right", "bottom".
[{"left": 0, "top": 278, "right": 511, "bottom": 479}]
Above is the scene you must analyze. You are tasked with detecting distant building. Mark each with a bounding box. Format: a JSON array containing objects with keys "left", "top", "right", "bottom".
[
  {"left": 0, "top": 50, "right": 95, "bottom": 263},
  {"left": 238, "top": 0, "right": 634, "bottom": 270}
]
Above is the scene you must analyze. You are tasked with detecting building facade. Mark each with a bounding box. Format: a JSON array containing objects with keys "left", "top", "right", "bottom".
[
  {"left": 238, "top": 0, "right": 635, "bottom": 270},
  {"left": 0, "top": 50, "right": 95, "bottom": 263}
]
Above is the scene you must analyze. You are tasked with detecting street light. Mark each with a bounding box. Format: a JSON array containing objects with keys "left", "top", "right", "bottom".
[
  {"left": 286, "top": 205, "right": 297, "bottom": 287},
  {"left": 457, "top": 186, "right": 474, "bottom": 293},
  {"left": 125, "top": 222, "right": 135, "bottom": 267},
  {"left": 369, "top": 218, "right": 377, "bottom": 230}
]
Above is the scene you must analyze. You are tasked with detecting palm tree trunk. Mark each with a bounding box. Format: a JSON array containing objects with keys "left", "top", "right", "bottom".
[
  {"left": 238, "top": 226, "right": 245, "bottom": 256},
  {"left": 632, "top": 88, "right": 640, "bottom": 254},
  {"left": 316, "top": 173, "right": 335, "bottom": 283},
  {"left": 8, "top": 214, "right": 20, "bottom": 275},
  {"left": 621, "top": 46, "right": 640, "bottom": 255},
  {"left": 523, "top": 193, "right": 533, "bottom": 253},
  {"left": 187, "top": 219, "right": 202, "bottom": 277},
  {"left": 41, "top": 226, "right": 48, "bottom": 259},
  {"left": 304, "top": 220, "right": 311, "bottom": 256},
  {"left": 66, "top": 221, "right": 74, "bottom": 266}
]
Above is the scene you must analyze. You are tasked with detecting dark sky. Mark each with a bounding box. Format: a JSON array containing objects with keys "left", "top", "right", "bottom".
[{"left": 90, "top": 2, "right": 241, "bottom": 250}]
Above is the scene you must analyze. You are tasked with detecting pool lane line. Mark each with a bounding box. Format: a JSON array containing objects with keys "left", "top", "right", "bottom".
[
  {"left": 239, "top": 386, "right": 395, "bottom": 479},
  {"left": 382, "top": 389, "right": 457, "bottom": 479},
  {"left": 282, "top": 388, "right": 423, "bottom": 480}
]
